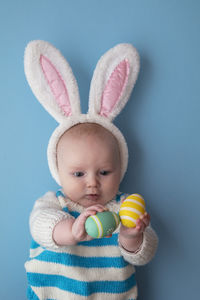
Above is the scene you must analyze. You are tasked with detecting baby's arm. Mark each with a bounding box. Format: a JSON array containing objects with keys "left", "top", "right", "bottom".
[
  {"left": 118, "top": 214, "right": 158, "bottom": 265},
  {"left": 53, "top": 204, "right": 106, "bottom": 246},
  {"left": 29, "top": 191, "right": 71, "bottom": 249}
]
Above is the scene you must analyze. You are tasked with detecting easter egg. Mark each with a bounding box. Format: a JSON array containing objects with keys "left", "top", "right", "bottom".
[
  {"left": 85, "top": 211, "right": 120, "bottom": 238},
  {"left": 119, "top": 194, "right": 146, "bottom": 228}
]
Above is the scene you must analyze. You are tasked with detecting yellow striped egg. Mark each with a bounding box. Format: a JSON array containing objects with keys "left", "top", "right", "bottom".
[{"left": 119, "top": 194, "right": 146, "bottom": 228}]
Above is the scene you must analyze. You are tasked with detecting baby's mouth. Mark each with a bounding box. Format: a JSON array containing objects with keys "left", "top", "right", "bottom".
[{"left": 85, "top": 194, "right": 99, "bottom": 201}]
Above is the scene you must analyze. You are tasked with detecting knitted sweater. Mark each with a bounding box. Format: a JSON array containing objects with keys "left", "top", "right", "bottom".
[{"left": 25, "top": 191, "right": 158, "bottom": 300}]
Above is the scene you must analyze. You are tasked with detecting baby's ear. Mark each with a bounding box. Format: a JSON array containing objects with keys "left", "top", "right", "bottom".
[
  {"left": 88, "top": 44, "right": 140, "bottom": 121},
  {"left": 24, "top": 40, "right": 81, "bottom": 123}
]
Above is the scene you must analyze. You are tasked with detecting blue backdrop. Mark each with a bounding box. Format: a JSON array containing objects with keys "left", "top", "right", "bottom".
[{"left": 0, "top": 0, "right": 199, "bottom": 299}]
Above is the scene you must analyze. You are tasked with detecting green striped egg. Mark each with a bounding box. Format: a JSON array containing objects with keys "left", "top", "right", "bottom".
[{"left": 85, "top": 211, "right": 120, "bottom": 238}]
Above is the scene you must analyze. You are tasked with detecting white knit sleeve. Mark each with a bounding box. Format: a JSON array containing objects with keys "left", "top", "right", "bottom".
[
  {"left": 29, "top": 191, "right": 73, "bottom": 249},
  {"left": 119, "top": 225, "right": 158, "bottom": 266}
]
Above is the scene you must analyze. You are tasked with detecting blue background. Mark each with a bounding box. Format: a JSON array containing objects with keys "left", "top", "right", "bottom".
[{"left": 0, "top": 0, "right": 200, "bottom": 299}]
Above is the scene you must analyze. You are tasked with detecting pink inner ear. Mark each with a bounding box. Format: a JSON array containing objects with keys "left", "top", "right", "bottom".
[
  {"left": 100, "top": 59, "right": 130, "bottom": 117},
  {"left": 40, "top": 55, "right": 72, "bottom": 116}
]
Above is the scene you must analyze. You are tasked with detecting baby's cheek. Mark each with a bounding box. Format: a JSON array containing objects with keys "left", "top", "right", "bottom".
[
  {"left": 111, "top": 177, "right": 120, "bottom": 193},
  {"left": 105, "top": 182, "right": 119, "bottom": 201}
]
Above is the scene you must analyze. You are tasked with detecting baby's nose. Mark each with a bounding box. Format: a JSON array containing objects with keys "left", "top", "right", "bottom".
[{"left": 87, "top": 174, "right": 99, "bottom": 187}]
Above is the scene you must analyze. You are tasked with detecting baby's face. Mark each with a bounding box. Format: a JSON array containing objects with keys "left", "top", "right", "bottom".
[{"left": 57, "top": 128, "right": 121, "bottom": 208}]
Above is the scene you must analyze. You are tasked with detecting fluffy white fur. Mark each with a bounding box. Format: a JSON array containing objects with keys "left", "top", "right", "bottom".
[
  {"left": 89, "top": 43, "right": 140, "bottom": 121},
  {"left": 24, "top": 41, "right": 140, "bottom": 185},
  {"left": 24, "top": 40, "right": 81, "bottom": 123}
]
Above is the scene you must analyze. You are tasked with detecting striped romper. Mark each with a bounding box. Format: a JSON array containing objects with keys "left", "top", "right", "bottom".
[{"left": 25, "top": 191, "right": 158, "bottom": 299}]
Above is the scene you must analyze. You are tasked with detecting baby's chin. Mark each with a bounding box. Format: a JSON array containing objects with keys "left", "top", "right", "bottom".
[{"left": 77, "top": 197, "right": 109, "bottom": 208}]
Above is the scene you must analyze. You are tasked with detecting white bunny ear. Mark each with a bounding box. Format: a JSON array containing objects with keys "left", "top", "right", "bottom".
[
  {"left": 88, "top": 44, "right": 140, "bottom": 121},
  {"left": 24, "top": 40, "right": 81, "bottom": 123}
]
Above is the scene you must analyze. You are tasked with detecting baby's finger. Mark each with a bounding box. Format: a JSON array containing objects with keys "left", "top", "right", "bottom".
[
  {"left": 135, "top": 218, "right": 145, "bottom": 232},
  {"left": 78, "top": 206, "right": 105, "bottom": 225},
  {"left": 83, "top": 210, "right": 97, "bottom": 219},
  {"left": 85, "top": 204, "right": 107, "bottom": 213},
  {"left": 74, "top": 211, "right": 91, "bottom": 229},
  {"left": 85, "top": 235, "right": 94, "bottom": 241},
  {"left": 139, "top": 212, "right": 150, "bottom": 226}
]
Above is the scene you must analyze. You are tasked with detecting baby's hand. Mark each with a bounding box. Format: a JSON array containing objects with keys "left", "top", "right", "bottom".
[
  {"left": 120, "top": 212, "right": 150, "bottom": 238},
  {"left": 72, "top": 205, "right": 107, "bottom": 243},
  {"left": 119, "top": 212, "right": 150, "bottom": 252}
]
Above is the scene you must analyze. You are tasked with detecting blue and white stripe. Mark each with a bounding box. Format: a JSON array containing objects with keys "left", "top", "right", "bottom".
[{"left": 27, "top": 272, "right": 136, "bottom": 296}]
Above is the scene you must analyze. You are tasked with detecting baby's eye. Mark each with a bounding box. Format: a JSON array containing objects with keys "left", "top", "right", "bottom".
[
  {"left": 73, "top": 172, "right": 84, "bottom": 177},
  {"left": 100, "top": 170, "right": 110, "bottom": 176}
]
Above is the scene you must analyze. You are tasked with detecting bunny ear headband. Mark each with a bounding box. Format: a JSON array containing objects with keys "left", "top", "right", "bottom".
[{"left": 24, "top": 40, "right": 140, "bottom": 185}]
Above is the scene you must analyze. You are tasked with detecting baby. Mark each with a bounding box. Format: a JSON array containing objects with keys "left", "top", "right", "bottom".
[
  {"left": 54, "top": 123, "right": 150, "bottom": 251},
  {"left": 24, "top": 40, "right": 158, "bottom": 300}
]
